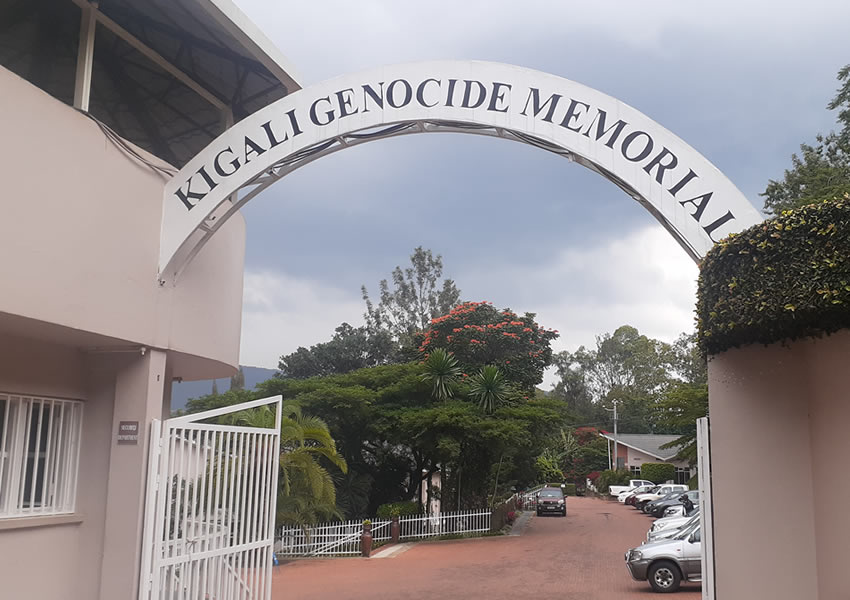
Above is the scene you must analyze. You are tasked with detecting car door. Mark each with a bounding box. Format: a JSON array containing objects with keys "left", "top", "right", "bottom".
[{"left": 681, "top": 528, "right": 702, "bottom": 580}]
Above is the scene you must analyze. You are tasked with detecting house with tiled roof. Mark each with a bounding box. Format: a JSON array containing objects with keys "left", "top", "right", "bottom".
[{"left": 599, "top": 432, "right": 693, "bottom": 484}]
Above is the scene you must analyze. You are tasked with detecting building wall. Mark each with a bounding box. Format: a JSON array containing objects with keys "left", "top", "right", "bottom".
[
  {"left": 709, "top": 330, "right": 850, "bottom": 600},
  {"left": 0, "top": 66, "right": 245, "bottom": 379},
  {"left": 0, "top": 67, "right": 248, "bottom": 599}
]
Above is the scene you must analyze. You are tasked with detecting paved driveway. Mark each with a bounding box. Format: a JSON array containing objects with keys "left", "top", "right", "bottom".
[{"left": 272, "top": 496, "right": 702, "bottom": 599}]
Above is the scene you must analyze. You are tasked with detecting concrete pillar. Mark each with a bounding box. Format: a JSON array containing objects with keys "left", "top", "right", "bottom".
[
  {"left": 709, "top": 343, "right": 818, "bottom": 600},
  {"left": 98, "top": 349, "right": 167, "bottom": 600}
]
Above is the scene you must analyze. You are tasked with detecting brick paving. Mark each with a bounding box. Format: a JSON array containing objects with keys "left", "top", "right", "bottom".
[{"left": 272, "top": 496, "right": 701, "bottom": 599}]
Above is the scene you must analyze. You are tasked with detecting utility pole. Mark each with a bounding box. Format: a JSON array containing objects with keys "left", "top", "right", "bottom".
[
  {"left": 604, "top": 401, "right": 620, "bottom": 470},
  {"left": 613, "top": 401, "right": 619, "bottom": 470}
]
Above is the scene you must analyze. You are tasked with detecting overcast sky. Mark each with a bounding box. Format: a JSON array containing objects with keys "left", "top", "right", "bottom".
[{"left": 231, "top": 0, "right": 849, "bottom": 386}]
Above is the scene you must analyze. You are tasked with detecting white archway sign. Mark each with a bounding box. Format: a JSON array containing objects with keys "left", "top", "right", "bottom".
[{"left": 159, "top": 60, "right": 762, "bottom": 282}]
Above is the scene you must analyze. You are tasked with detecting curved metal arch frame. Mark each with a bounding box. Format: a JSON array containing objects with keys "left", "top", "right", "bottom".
[
  {"left": 159, "top": 61, "right": 763, "bottom": 284},
  {"left": 171, "top": 118, "right": 660, "bottom": 283}
]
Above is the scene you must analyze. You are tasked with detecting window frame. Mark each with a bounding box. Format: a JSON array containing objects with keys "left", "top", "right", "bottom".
[{"left": 0, "top": 393, "right": 84, "bottom": 519}]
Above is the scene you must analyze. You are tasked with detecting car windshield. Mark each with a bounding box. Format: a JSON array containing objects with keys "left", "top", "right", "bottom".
[{"left": 539, "top": 490, "right": 563, "bottom": 498}]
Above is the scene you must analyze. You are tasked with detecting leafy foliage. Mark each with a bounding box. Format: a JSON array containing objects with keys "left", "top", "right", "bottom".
[
  {"left": 468, "top": 365, "right": 508, "bottom": 413},
  {"left": 362, "top": 246, "right": 461, "bottom": 347},
  {"left": 698, "top": 196, "right": 850, "bottom": 355},
  {"left": 419, "top": 301, "right": 559, "bottom": 390},
  {"left": 420, "top": 348, "right": 462, "bottom": 400},
  {"left": 563, "top": 483, "right": 577, "bottom": 496},
  {"left": 553, "top": 326, "right": 676, "bottom": 433},
  {"left": 376, "top": 501, "right": 420, "bottom": 518},
  {"left": 640, "top": 462, "right": 675, "bottom": 484},
  {"left": 594, "top": 469, "right": 632, "bottom": 494},
  {"left": 657, "top": 383, "right": 708, "bottom": 465},
  {"left": 278, "top": 322, "right": 396, "bottom": 378},
  {"left": 762, "top": 65, "right": 850, "bottom": 215}
]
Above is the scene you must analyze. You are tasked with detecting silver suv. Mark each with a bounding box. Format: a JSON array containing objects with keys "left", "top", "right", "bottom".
[{"left": 625, "top": 521, "right": 702, "bottom": 592}]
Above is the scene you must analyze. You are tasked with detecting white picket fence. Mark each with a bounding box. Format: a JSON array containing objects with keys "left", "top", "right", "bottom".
[{"left": 275, "top": 509, "right": 491, "bottom": 557}]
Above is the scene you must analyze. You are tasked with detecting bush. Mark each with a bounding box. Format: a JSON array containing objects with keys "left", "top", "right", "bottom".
[
  {"left": 641, "top": 463, "right": 675, "bottom": 484},
  {"left": 376, "top": 501, "right": 419, "bottom": 519},
  {"left": 595, "top": 469, "right": 632, "bottom": 494},
  {"left": 687, "top": 474, "right": 699, "bottom": 490},
  {"left": 563, "top": 483, "right": 577, "bottom": 496},
  {"left": 698, "top": 196, "right": 850, "bottom": 356}
]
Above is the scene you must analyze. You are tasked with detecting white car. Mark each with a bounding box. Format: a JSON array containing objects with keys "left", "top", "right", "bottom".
[
  {"left": 617, "top": 484, "right": 655, "bottom": 503},
  {"left": 647, "top": 512, "right": 699, "bottom": 542},
  {"left": 633, "top": 484, "right": 688, "bottom": 510}
]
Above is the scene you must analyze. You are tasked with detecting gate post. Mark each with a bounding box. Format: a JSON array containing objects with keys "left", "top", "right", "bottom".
[
  {"left": 361, "top": 521, "right": 373, "bottom": 557},
  {"left": 390, "top": 516, "right": 400, "bottom": 543}
]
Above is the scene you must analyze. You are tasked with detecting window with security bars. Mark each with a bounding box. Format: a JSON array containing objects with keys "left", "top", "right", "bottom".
[
  {"left": 0, "top": 394, "right": 83, "bottom": 518},
  {"left": 630, "top": 466, "right": 642, "bottom": 477},
  {"left": 675, "top": 467, "right": 691, "bottom": 485}
]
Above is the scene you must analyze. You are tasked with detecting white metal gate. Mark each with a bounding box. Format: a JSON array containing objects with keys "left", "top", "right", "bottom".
[
  {"left": 139, "top": 396, "right": 282, "bottom": 600},
  {"left": 696, "top": 416, "right": 715, "bottom": 600}
]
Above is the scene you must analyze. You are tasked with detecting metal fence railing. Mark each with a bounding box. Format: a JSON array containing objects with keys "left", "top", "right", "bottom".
[
  {"left": 398, "top": 509, "right": 490, "bottom": 540},
  {"left": 275, "top": 508, "right": 493, "bottom": 557}
]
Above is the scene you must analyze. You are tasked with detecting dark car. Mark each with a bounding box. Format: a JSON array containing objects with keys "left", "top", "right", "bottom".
[
  {"left": 536, "top": 487, "right": 566, "bottom": 516},
  {"left": 642, "top": 491, "right": 686, "bottom": 515},
  {"left": 648, "top": 490, "right": 699, "bottom": 518}
]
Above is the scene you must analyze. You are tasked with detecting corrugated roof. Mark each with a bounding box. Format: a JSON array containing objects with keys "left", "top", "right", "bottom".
[
  {"left": 599, "top": 433, "right": 682, "bottom": 460},
  {"left": 0, "top": 0, "right": 300, "bottom": 166}
]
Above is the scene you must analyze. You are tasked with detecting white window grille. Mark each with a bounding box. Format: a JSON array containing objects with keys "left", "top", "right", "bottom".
[
  {"left": 0, "top": 393, "right": 83, "bottom": 518},
  {"left": 675, "top": 466, "right": 691, "bottom": 485}
]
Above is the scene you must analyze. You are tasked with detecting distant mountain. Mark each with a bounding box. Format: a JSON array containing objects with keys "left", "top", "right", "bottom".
[{"left": 170, "top": 365, "right": 278, "bottom": 412}]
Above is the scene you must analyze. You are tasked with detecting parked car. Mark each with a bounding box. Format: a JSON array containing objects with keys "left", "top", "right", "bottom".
[
  {"left": 626, "top": 522, "right": 702, "bottom": 592},
  {"left": 648, "top": 491, "right": 699, "bottom": 517},
  {"left": 536, "top": 487, "right": 566, "bottom": 516},
  {"left": 647, "top": 512, "right": 699, "bottom": 542},
  {"left": 617, "top": 484, "right": 655, "bottom": 503},
  {"left": 624, "top": 485, "right": 659, "bottom": 506},
  {"left": 633, "top": 484, "right": 688, "bottom": 511},
  {"left": 609, "top": 479, "right": 655, "bottom": 497},
  {"left": 643, "top": 492, "right": 687, "bottom": 516}
]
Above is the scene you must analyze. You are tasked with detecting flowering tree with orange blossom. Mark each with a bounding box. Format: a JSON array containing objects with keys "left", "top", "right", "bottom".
[{"left": 418, "top": 301, "right": 559, "bottom": 390}]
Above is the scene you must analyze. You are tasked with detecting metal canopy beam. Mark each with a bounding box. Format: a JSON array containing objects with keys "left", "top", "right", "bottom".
[{"left": 68, "top": 0, "right": 228, "bottom": 111}]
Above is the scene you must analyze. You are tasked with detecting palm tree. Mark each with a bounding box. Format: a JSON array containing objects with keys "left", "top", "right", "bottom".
[
  {"left": 468, "top": 365, "right": 507, "bottom": 413},
  {"left": 227, "top": 401, "right": 347, "bottom": 527},
  {"left": 421, "top": 348, "right": 462, "bottom": 400}
]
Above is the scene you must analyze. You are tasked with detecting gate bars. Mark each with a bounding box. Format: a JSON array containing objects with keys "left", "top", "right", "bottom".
[{"left": 139, "top": 396, "right": 282, "bottom": 600}]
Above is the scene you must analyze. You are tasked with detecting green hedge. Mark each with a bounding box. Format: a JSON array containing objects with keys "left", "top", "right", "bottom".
[
  {"left": 595, "top": 469, "right": 632, "bottom": 494},
  {"left": 563, "top": 483, "right": 577, "bottom": 496},
  {"left": 376, "top": 501, "right": 419, "bottom": 518},
  {"left": 641, "top": 462, "right": 675, "bottom": 484},
  {"left": 687, "top": 474, "right": 699, "bottom": 490},
  {"left": 698, "top": 196, "right": 850, "bottom": 356}
]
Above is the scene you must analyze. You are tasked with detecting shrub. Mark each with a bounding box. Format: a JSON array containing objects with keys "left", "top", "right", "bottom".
[
  {"left": 595, "top": 469, "right": 632, "bottom": 494},
  {"left": 641, "top": 462, "right": 675, "bottom": 484},
  {"left": 506, "top": 510, "right": 517, "bottom": 524},
  {"left": 563, "top": 483, "right": 577, "bottom": 496},
  {"left": 376, "top": 501, "right": 419, "bottom": 519},
  {"left": 698, "top": 196, "right": 850, "bottom": 356},
  {"left": 687, "top": 474, "right": 699, "bottom": 490}
]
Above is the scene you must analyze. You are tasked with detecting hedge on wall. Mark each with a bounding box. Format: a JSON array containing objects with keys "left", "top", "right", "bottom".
[
  {"left": 697, "top": 196, "right": 850, "bottom": 356},
  {"left": 641, "top": 462, "right": 675, "bottom": 484}
]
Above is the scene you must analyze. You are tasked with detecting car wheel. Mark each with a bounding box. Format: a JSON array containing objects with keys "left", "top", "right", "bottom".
[{"left": 648, "top": 560, "right": 681, "bottom": 593}]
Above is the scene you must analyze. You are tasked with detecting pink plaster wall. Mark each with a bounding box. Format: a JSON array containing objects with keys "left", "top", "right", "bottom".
[
  {"left": 0, "top": 67, "right": 245, "bottom": 379},
  {"left": 709, "top": 330, "right": 850, "bottom": 599}
]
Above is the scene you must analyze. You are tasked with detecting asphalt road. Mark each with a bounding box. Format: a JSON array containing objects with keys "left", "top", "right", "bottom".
[{"left": 272, "top": 496, "right": 702, "bottom": 599}]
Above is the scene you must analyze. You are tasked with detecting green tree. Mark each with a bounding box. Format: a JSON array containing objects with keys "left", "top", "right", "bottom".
[
  {"left": 362, "top": 247, "right": 461, "bottom": 347},
  {"left": 421, "top": 348, "right": 462, "bottom": 400},
  {"left": 553, "top": 325, "right": 674, "bottom": 433},
  {"left": 229, "top": 367, "right": 245, "bottom": 391},
  {"left": 278, "top": 322, "right": 396, "bottom": 378},
  {"left": 762, "top": 64, "right": 850, "bottom": 215},
  {"left": 468, "top": 365, "right": 508, "bottom": 413},
  {"left": 657, "top": 383, "right": 709, "bottom": 465},
  {"left": 418, "top": 301, "right": 559, "bottom": 390}
]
